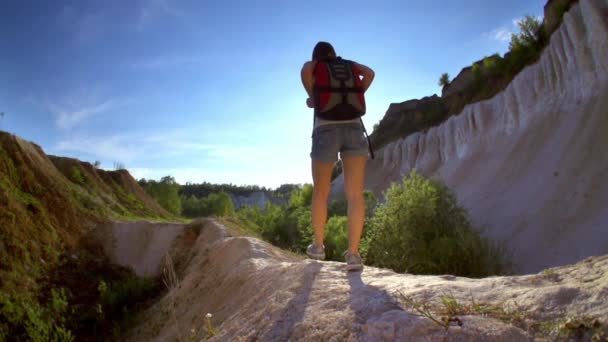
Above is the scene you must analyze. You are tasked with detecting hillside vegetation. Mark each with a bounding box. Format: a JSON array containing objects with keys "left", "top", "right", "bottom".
[{"left": 0, "top": 131, "right": 173, "bottom": 340}]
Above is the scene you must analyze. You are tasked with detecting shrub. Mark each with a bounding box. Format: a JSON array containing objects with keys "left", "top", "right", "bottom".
[
  {"left": 0, "top": 290, "right": 74, "bottom": 341},
  {"left": 472, "top": 63, "right": 483, "bottom": 83},
  {"left": 364, "top": 170, "right": 508, "bottom": 277},
  {"left": 324, "top": 216, "right": 348, "bottom": 261},
  {"left": 482, "top": 53, "right": 503, "bottom": 76},
  {"left": 438, "top": 73, "right": 450, "bottom": 88},
  {"left": 70, "top": 166, "right": 85, "bottom": 185}
]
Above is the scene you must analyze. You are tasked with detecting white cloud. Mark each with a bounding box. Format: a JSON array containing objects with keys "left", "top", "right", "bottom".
[
  {"left": 489, "top": 27, "right": 513, "bottom": 42},
  {"left": 55, "top": 133, "right": 140, "bottom": 164},
  {"left": 49, "top": 98, "right": 117, "bottom": 130},
  {"left": 485, "top": 14, "right": 544, "bottom": 43}
]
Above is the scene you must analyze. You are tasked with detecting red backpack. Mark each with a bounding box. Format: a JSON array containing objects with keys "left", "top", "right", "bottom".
[{"left": 313, "top": 57, "right": 366, "bottom": 120}]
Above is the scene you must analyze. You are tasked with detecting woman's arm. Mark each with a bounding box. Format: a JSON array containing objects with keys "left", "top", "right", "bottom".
[
  {"left": 301, "top": 61, "right": 315, "bottom": 98},
  {"left": 354, "top": 62, "right": 375, "bottom": 93}
]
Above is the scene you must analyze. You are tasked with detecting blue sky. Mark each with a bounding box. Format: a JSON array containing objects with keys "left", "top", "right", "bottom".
[{"left": 0, "top": 0, "right": 544, "bottom": 189}]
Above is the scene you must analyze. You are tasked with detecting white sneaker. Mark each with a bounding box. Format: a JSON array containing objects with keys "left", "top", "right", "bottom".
[
  {"left": 344, "top": 251, "right": 364, "bottom": 272},
  {"left": 306, "top": 244, "right": 326, "bottom": 260}
]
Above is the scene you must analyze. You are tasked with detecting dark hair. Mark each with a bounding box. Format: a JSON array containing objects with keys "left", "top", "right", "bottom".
[{"left": 312, "top": 41, "right": 337, "bottom": 61}]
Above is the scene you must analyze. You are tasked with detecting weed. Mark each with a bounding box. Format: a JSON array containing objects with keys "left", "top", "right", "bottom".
[
  {"left": 558, "top": 316, "right": 606, "bottom": 341},
  {"left": 162, "top": 253, "right": 183, "bottom": 342},
  {"left": 398, "top": 292, "right": 530, "bottom": 331}
]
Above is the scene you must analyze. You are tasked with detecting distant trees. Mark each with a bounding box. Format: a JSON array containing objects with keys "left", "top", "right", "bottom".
[
  {"left": 181, "top": 191, "right": 234, "bottom": 218},
  {"left": 180, "top": 181, "right": 271, "bottom": 199}
]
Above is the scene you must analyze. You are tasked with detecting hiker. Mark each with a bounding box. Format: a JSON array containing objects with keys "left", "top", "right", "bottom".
[{"left": 300, "top": 41, "right": 375, "bottom": 271}]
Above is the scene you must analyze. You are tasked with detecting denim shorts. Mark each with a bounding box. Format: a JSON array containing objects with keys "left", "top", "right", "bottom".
[{"left": 310, "top": 123, "right": 369, "bottom": 163}]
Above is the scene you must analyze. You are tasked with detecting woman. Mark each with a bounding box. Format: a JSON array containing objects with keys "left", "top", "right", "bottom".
[{"left": 300, "top": 41, "right": 375, "bottom": 271}]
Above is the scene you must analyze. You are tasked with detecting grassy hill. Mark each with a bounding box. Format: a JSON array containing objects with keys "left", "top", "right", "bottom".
[{"left": 0, "top": 131, "right": 174, "bottom": 340}]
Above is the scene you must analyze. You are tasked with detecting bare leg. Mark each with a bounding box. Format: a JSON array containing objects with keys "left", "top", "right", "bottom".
[
  {"left": 311, "top": 159, "right": 334, "bottom": 246},
  {"left": 342, "top": 155, "right": 367, "bottom": 254}
]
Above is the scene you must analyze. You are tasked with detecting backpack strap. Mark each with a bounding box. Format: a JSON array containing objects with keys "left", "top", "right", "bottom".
[{"left": 360, "top": 118, "right": 375, "bottom": 159}]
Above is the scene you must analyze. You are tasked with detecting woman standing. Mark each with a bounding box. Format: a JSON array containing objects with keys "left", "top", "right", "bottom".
[{"left": 300, "top": 41, "right": 375, "bottom": 271}]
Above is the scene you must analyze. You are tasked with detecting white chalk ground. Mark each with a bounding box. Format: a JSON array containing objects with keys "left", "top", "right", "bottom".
[
  {"left": 100, "top": 219, "right": 607, "bottom": 341},
  {"left": 98, "top": 221, "right": 185, "bottom": 277}
]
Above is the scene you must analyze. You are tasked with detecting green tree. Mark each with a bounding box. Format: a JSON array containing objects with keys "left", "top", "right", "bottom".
[
  {"left": 141, "top": 176, "right": 182, "bottom": 215},
  {"left": 438, "top": 73, "right": 450, "bottom": 88},
  {"left": 508, "top": 15, "right": 545, "bottom": 72},
  {"left": 510, "top": 15, "right": 543, "bottom": 51}
]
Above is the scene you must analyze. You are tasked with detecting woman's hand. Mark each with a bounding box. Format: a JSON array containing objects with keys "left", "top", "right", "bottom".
[{"left": 306, "top": 97, "right": 314, "bottom": 108}]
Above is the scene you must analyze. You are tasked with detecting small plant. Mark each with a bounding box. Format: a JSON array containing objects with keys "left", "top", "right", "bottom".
[
  {"left": 438, "top": 73, "right": 450, "bottom": 88},
  {"left": 70, "top": 166, "right": 86, "bottom": 184},
  {"left": 113, "top": 161, "right": 125, "bottom": 170},
  {"left": 93, "top": 160, "right": 101, "bottom": 168},
  {"left": 558, "top": 316, "right": 606, "bottom": 341},
  {"left": 399, "top": 292, "right": 530, "bottom": 331},
  {"left": 205, "top": 313, "right": 217, "bottom": 338}
]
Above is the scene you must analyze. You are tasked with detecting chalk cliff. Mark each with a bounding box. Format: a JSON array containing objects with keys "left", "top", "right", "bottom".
[{"left": 334, "top": 0, "right": 608, "bottom": 274}]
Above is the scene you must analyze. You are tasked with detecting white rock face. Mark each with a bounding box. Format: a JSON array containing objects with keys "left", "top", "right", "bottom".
[
  {"left": 98, "top": 221, "right": 185, "bottom": 277},
  {"left": 334, "top": 0, "right": 608, "bottom": 274}
]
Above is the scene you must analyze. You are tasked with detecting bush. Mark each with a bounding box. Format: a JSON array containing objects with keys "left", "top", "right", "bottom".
[
  {"left": 364, "top": 170, "right": 508, "bottom": 277},
  {"left": 482, "top": 53, "right": 504, "bottom": 76},
  {"left": 0, "top": 290, "right": 74, "bottom": 341},
  {"left": 472, "top": 63, "right": 483, "bottom": 83}
]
